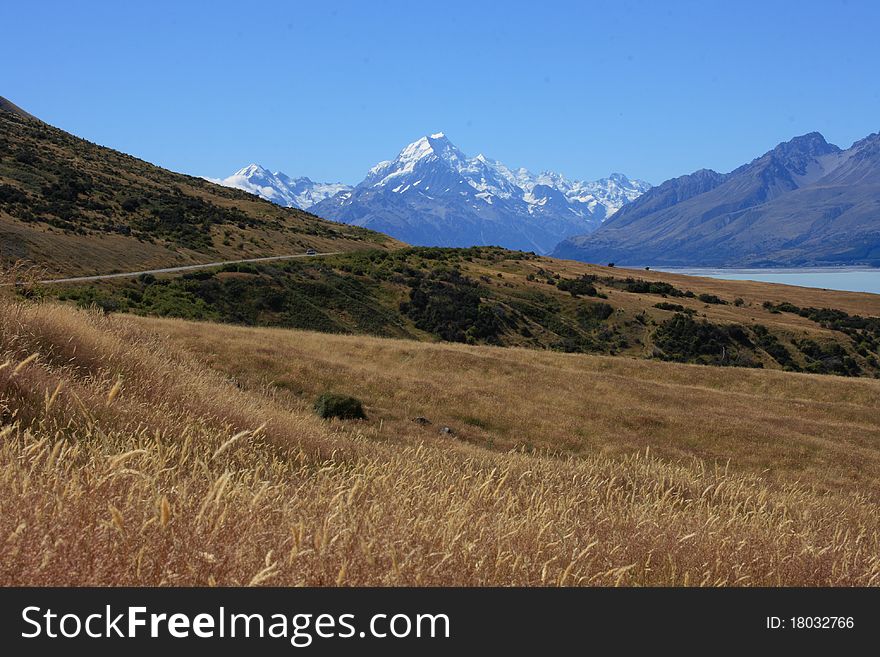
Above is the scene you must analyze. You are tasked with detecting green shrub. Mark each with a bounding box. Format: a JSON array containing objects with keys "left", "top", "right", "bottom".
[
  {"left": 577, "top": 302, "right": 614, "bottom": 326},
  {"left": 617, "top": 278, "right": 687, "bottom": 297},
  {"left": 653, "top": 302, "right": 695, "bottom": 314},
  {"left": 652, "top": 314, "right": 755, "bottom": 367},
  {"left": 794, "top": 339, "right": 861, "bottom": 377},
  {"left": 401, "top": 268, "right": 505, "bottom": 343},
  {"left": 752, "top": 324, "right": 797, "bottom": 368},
  {"left": 557, "top": 276, "right": 598, "bottom": 297},
  {"left": 314, "top": 393, "right": 367, "bottom": 420}
]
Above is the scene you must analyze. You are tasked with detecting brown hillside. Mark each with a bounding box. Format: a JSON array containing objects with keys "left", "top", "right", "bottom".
[{"left": 0, "top": 98, "right": 400, "bottom": 276}]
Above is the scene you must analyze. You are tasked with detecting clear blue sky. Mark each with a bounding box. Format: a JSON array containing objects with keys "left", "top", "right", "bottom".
[{"left": 3, "top": 0, "right": 878, "bottom": 185}]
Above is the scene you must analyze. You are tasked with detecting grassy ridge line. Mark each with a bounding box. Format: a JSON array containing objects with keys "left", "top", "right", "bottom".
[{"left": 1, "top": 297, "right": 879, "bottom": 585}]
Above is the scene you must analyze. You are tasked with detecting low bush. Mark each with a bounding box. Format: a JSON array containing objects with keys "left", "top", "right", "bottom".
[
  {"left": 314, "top": 393, "right": 367, "bottom": 420},
  {"left": 653, "top": 302, "right": 694, "bottom": 314},
  {"left": 697, "top": 293, "right": 727, "bottom": 305},
  {"left": 557, "top": 276, "right": 599, "bottom": 297}
]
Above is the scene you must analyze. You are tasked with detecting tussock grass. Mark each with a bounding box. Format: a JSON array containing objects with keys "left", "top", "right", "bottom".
[{"left": 1, "top": 297, "right": 879, "bottom": 586}]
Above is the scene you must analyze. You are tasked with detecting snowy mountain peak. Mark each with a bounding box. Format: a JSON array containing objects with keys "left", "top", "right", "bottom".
[
  {"left": 363, "top": 132, "right": 468, "bottom": 188},
  {"left": 210, "top": 165, "right": 351, "bottom": 210},
  {"left": 308, "top": 134, "right": 651, "bottom": 253},
  {"left": 399, "top": 132, "right": 462, "bottom": 162},
  {"left": 234, "top": 163, "right": 272, "bottom": 178},
  {"left": 208, "top": 134, "right": 651, "bottom": 254}
]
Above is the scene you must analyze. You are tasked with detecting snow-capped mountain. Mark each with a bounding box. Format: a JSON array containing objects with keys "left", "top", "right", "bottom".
[
  {"left": 310, "top": 133, "right": 650, "bottom": 253},
  {"left": 212, "top": 134, "right": 650, "bottom": 253},
  {"left": 209, "top": 164, "right": 351, "bottom": 210}
]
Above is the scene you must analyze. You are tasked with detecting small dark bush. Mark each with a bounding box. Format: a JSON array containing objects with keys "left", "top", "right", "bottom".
[
  {"left": 618, "top": 278, "right": 686, "bottom": 297},
  {"left": 557, "top": 275, "right": 598, "bottom": 297},
  {"left": 314, "top": 393, "right": 367, "bottom": 420},
  {"left": 654, "top": 302, "right": 694, "bottom": 314}
]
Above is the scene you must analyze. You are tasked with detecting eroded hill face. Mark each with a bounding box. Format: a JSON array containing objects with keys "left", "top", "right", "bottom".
[
  {"left": 41, "top": 246, "right": 880, "bottom": 379},
  {"left": 0, "top": 102, "right": 397, "bottom": 276}
]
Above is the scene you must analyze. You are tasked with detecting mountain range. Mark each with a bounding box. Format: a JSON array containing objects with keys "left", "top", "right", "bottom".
[
  {"left": 554, "top": 131, "right": 880, "bottom": 267},
  {"left": 211, "top": 165, "right": 351, "bottom": 211},
  {"left": 214, "top": 133, "right": 650, "bottom": 254}
]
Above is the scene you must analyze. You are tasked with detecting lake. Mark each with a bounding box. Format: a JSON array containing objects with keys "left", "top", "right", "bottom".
[{"left": 648, "top": 267, "right": 880, "bottom": 295}]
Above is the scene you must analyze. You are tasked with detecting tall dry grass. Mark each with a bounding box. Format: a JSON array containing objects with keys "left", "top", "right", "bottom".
[
  {"left": 145, "top": 318, "right": 880, "bottom": 497},
  {"left": 1, "top": 297, "right": 879, "bottom": 586}
]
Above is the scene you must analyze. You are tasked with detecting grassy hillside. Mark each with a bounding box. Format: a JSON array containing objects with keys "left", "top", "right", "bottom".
[
  {"left": 46, "top": 246, "right": 880, "bottom": 378},
  {"left": 1, "top": 292, "right": 878, "bottom": 586},
  {"left": 0, "top": 98, "right": 398, "bottom": 276}
]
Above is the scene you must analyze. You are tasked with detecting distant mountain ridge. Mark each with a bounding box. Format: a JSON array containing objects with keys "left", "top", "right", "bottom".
[
  {"left": 215, "top": 133, "right": 650, "bottom": 253},
  {"left": 554, "top": 131, "right": 880, "bottom": 267},
  {"left": 209, "top": 165, "right": 351, "bottom": 210}
]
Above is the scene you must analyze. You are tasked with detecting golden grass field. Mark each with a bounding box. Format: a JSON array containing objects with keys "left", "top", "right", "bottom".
[{"left": 2, "top": 288, "right": 879, "bottom": 586}]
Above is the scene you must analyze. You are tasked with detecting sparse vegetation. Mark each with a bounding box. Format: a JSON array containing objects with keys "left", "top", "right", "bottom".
[
  {"left": 38, "top": 247, "right": 880, "bottom": 377},
  {"left": 752, "top": 325, "right": 798, "bottom": 369},
  {"left": 557, "top": 275, "right": 599, "bottom": 297},
  {"left": 614, "top": 278, "right": 691, "bottom": 297},
  {"left": 653, "top": 302, "right": 694, "bottom": 315},
  {"left": 697, "top": 293, "right": 727, "bottom": 305}
]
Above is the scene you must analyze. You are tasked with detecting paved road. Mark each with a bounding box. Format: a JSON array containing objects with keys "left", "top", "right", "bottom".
[{"left": 3, "top": 252, "right": 342, "bottom": 286}]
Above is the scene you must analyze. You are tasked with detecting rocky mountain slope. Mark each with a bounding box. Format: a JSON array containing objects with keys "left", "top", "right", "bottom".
[{"left": 554, "top": 132, "right": 880, "bottom": 267}]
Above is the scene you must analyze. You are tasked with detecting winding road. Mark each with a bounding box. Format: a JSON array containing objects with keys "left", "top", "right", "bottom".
[{"left": 4, "top": 252, "right": 342, "bottom": 286}]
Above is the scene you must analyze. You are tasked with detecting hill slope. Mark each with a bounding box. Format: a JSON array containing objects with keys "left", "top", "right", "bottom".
[
  {"left": 1, "top": 293, "right": 878, "bottom": 585},
  {"left": 43, "top": 246, "right": 880, "bottom": 379},
  {"left": 554, "top": 132, "right": 880, "bottom": 266},
  {"left": 0, "top": 97, "right": 397, "bottom": 276}
]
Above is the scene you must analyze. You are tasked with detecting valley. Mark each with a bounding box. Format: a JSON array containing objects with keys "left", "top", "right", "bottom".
[{"left": 2, "top": 95, "right": 880, "bottom": 588}]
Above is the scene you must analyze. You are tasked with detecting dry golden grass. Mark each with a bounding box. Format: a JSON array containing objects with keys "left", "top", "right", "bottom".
[
  {"left": 144, "top": 317, "right": 880, "bottom": 496},
  {"left": 1, "top": 297, "right": 879, "bottom": 586}
]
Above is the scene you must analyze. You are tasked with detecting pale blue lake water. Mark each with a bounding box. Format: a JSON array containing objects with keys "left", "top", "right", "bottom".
[{"left": 648, "top": 268, "right": 880, "bottom": 296}]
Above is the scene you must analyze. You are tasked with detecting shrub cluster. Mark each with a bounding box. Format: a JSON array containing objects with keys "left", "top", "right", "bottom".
[
  {"left": 652, "top": 314, "right": 758, "bottom": 367},
  {"left": 557, "top": 275, "right": 599, "bottom": 298}
]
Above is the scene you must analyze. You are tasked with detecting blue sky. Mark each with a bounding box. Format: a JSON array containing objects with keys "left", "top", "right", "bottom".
[{"left": 3, "top": 0, "right": 879, "bottom": 185}]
